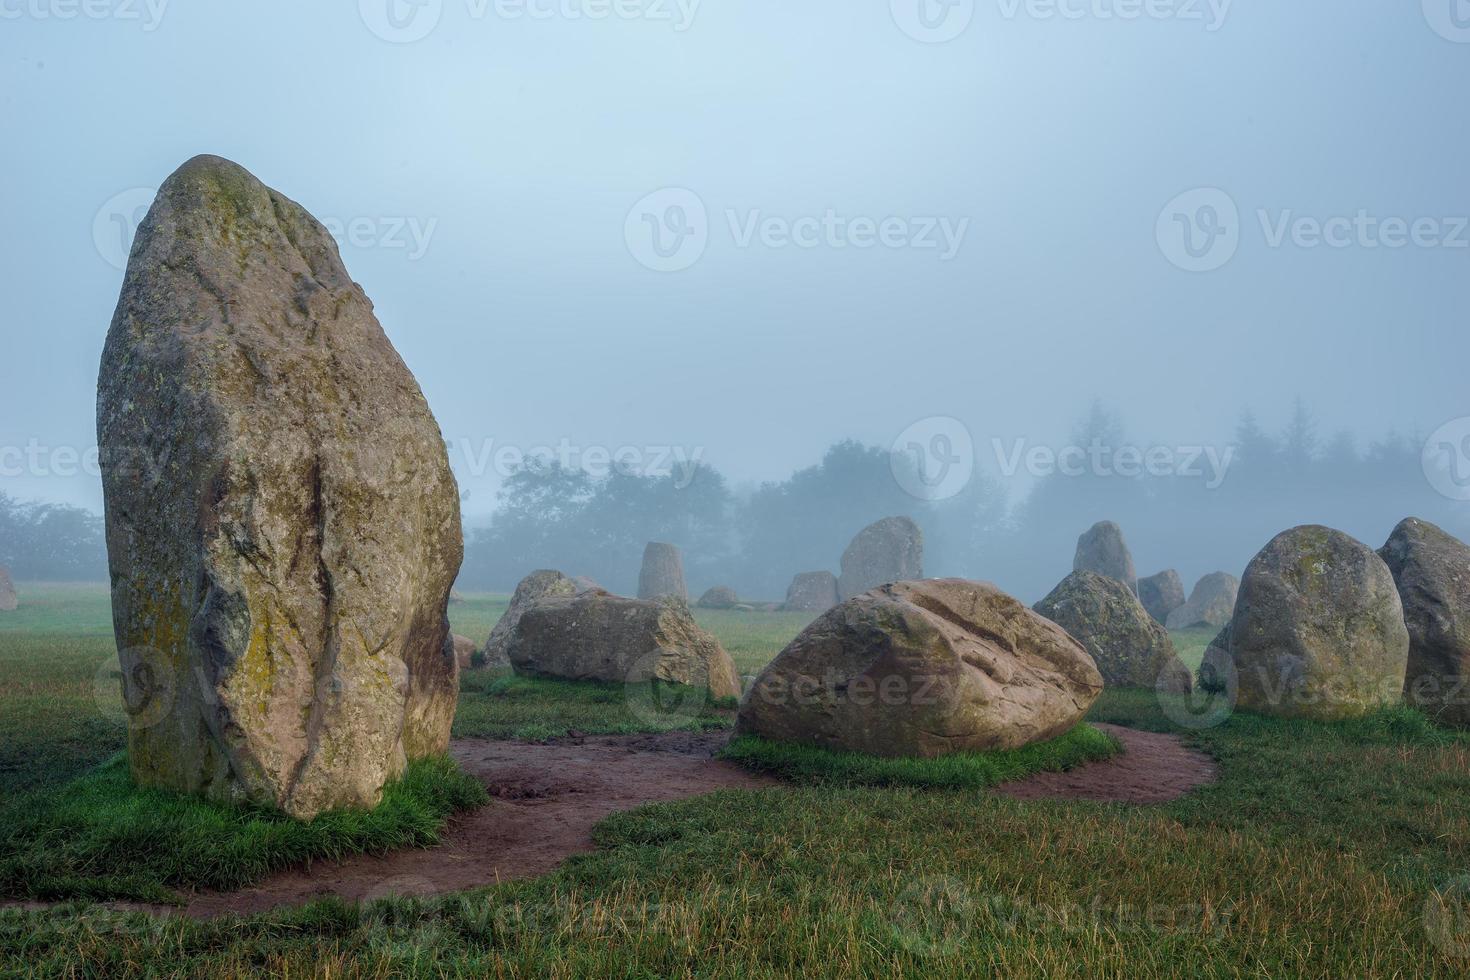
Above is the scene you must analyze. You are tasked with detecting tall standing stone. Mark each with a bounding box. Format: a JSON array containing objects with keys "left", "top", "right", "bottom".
[
  {"left": 1073, "top": 521, "right": 1137, "bottom": 590},
  {"left": 1166, "top": 572, "right": 1239, "bottom": 631},
  {"left": 1380, "top": 518, "right": 1470, "bottom": 728},
  {"left": 837, "top": 517, "right": 924, "bottom": 601},
  {"left": 97, "top": 156, "right": 463, "bottom": 819},
  {"left": 784, "top": 571, "right": 839, "bottom": 612},
  {"left": 1137, "top": 570, "right": 1186, "bottom": 625},
  {"left": 637, "top": 542, "right": 688, "bottom": 600},
  {"left": 0, "top": 566, "right": 16, "bottom": 612},
  {"left": 1229, "top": 526, "right": 1407, "bottom": 721}
]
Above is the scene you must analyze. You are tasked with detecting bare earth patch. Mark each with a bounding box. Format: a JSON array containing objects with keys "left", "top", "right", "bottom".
[
  {"left": 992, "top": 723, "right": 1218, "bottom": 804},
  {"left": 179, "top": 731, "right": 773, "bottom": 919},
  {"left": 7, "top": 725, "right": 1216, "bottom": 920}
]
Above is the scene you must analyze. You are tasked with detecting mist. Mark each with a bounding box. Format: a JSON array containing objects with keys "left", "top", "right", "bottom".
[{"left": 2, "top": 1, "right": 1467, "bottom": 599}]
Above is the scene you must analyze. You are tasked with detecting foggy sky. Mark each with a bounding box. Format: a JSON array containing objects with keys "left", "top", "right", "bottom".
[{"left": 2, "top": 1, "right": 1468, "bottom": 519}]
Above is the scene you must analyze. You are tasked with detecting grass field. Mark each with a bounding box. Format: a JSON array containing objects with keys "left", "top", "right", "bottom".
[{"left": 2, "top": 583, "right": 1469, "bottom": 977}]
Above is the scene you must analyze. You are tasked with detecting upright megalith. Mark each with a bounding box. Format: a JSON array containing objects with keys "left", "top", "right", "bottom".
[
  {"left": 1166, "top": 573, "right": 1239, "bottom": 631},
  {"left": 638, "top": 542, "right": 688, "bottom": 600},
  {"left": 1380, "top": 518, "right": 1470, "bottom": 728},
  {"left": 837, "top": 517, "right": 924, "bottom": 601},
  {"left": 1229, "top": 526, "right": 1408, "bottom": 721},
  {"left": 1073, "top": 521, "right": 1136, "bottom": 591},
  {"left": 97, "top": 155, "right": 463, "bottom": 820},
  {"left": 784, "top": 571, "right": 839, "bottom": 613},
  {"left": 0, "top": 567, "right": 16, "bottom": 612},
  {"left": 1137, "top": 570, "right": 1186, "bottom": 625}
]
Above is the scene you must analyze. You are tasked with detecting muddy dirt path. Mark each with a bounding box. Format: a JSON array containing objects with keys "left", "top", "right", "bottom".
[
  {"left": 5, "top": 725, "right": 1217, "bottom": 920},
  {"left": 993, "top": 723, "right": 1218, "bottom": 804}
]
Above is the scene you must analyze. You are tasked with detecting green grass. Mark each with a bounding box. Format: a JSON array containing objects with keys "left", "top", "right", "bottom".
[
  {"left": 454, "top": 671, "right": 737, "bottom": 741},
  {"left": 5, "top": 584, "right": 1470, "bottom": 976},
  {"left": 721, "top": 723, "right": 1121, "bottom": 789},
  {"left": 1170, "top": 625, "right": 1220, "bottom": 673},
  {"left": 0, "top": 755, "right": 488, "bottom": 904}
]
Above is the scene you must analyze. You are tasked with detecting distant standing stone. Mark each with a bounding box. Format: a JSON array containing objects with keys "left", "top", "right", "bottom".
[
  {"left": 0, "top": 567, "right": 16, "bottom": 612},
  {"left": 1166, "top": 573, "right": 1239, "bottom": 631},
  {"left": 837, "top": 517, "right": 924, "bottom": 601},
  {"left": 96, "top": 156, "right": 462, "bottom": 820},
  {"left": 508, "top": 592, "right": 740, "bottom": 699},
  {"left": 452, "top": 635, "right": 478, "bottom": 671},
  {"left": 697, "top": 586, "right": 740, "bottom": 609},
  {"left": 1073, "top": 521, "right": 1137, "bottom": 590},
  {"left": 1035, "top": 571, "right": 1192, "bottom": 693},
  {"left": 483, "top": 570, "right": 581, "bottom": 669},
  {"left": 638, "top": 542, "right": 688, "bottom": 600},
  {"left": 1230, "top": 526, "right": 1408, "bottom": 721},
  {"left": 1380, "top": 518, "right": 1470, "bottom": 728},
  {"left": 1137, "top": 570, "right": 1186, "bottom": 625},
  {"left": 784, "top": 571, "right": 839, "bottom": 612}
]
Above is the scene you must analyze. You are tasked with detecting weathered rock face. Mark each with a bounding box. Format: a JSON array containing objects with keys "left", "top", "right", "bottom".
[
  {"left": 697, "top": 586, "right": 740, "bottom": 609},
  {"left": 0, "top": 567, "right": 16, "bottom": 612},
  {"left": 507, "top": 592, "right": 740, "bottom": 698},
  {"left": 1035, "top": 571, "right": 1192, "bottom": 693},
  {"left": 737, "top": 579, "right": 1103, "bottom": 756},
  {"left": 784, "top": 571, "right": 839, "bottom": 613},
  {"left": 96, "top": 156, "right": 462, "bottom": 820},
  {"left": 452, "top": 635, "right": 477, "bottom": 671},
  {"left": 1166, "top": 573, "right": 1239, "bottom": 631},
  {"left": 837, "top": 517, "right": 924, "bottom": 601},
  {"left": 483, "top": 570, "right": 580, "bottom": 669},
  {"left": 1073, "top": 521, "right": 1136, "bottom": 590},
  {"left": 637, "top": 542, "right": 687, "bottom": 600},
  {"left": 1380, "top": 518, "right": 1470, "bottom": 728},
  {"left": 570, "top": 576, "right": 603, "bottom": 595},
  {"left": 1138, "top": 570, "right": 1186, "bottom": 625},
  {"left": 1230, "top": 526, "right": 1408, "bottom": 721}
]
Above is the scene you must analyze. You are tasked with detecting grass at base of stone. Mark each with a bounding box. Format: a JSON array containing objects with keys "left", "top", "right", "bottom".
[
  {"left": 720, "top": 724, "right": 1120, "bottom": 790},
  {"left": 453, "top": 671, "right": 738, "bottom": 741},
  {"left": 7, "top": 694, "right": 1470, "bottom": 977},
  {"left": 0, "top": 755, "right": 488, "bottom": 905}
]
